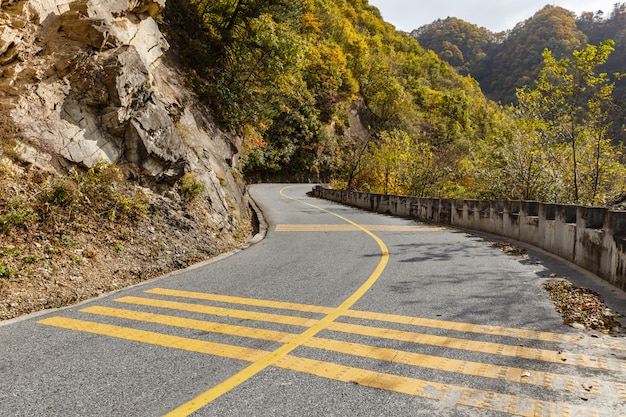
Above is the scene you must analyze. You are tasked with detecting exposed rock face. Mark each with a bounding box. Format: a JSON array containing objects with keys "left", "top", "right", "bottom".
[{"left": 0, "top": 0, "right": 247, "bottom": 230}]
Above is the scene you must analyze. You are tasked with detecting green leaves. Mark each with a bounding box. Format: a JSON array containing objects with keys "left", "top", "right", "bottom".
[
  {"left": 165, "top": 1, "right": 626, "bottom": 203},
  {"left": 510, "top": 40, "right": 626, "bottom": 204}
]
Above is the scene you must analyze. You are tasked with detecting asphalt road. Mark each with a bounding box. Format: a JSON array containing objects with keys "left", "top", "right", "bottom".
[{"left": 1, "top": 184, "right": 625, "bottom": 417}]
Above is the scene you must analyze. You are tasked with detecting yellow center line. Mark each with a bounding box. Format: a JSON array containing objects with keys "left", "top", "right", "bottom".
[
  {"left": 37, "top": 316, "right": 605, "bottom": 417},
  {"left": 162, "top": 186, "right": 390, "bottom": 416},
  {"left": 275, "top": 224, "right": 446, "bottom": 232}
]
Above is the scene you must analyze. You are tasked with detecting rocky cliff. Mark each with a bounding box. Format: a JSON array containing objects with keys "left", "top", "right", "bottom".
[
  {"left": 0, "top": 0, "right": 246, "bottom": 230},
  {"left": 0, "top": 0, "right": 253, "bottom": 320}
]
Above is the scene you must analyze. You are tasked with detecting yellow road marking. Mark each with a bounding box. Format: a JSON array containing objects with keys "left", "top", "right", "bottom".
[
  {"left": 275, "top": 224, "right": 446, "bottom": 232},
  {"left": 325, "top": 322, "right": 620, "bottom": 372},
  {"left": 115, "top": 296, "right": 321, "bottom": 328},
  {"left": 37, "top": 316, "right": 604, "bottom": 417},
  {"left": 146, "top": 287, "right": 582, "bottom": 345},
  {"left": 81, "top": 305, "right": 612, "bottom": 397},
  {"left": 38, "top": 316, "right": 267, "bottom": 361},
  {"left": 275, "top": 357, "right": 600, "bottom": 417},
  {"left": 115, "top": 295, "right": 622, "bottom": 372},
  {"left": 161, "top": 186, "right": 390, "bottom": 416}
]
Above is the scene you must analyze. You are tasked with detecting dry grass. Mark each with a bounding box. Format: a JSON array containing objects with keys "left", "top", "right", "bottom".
[{"left": 0, "top": 123, "right": 249, "bottom": 320}]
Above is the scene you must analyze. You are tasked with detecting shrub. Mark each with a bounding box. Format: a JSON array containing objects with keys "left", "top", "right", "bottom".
[
  {"left": 178, "top": 173, "right": 206, "bottom": 202},
  {"left": 22, "top": 255, "right": 39, "bottom": 264},
  {"left": 45, "top": 182, "right": 76, "bottom": 207},
  {"left": 0, "top": 260, "right": 14, "bottom": 279},
  {"left": 0, "top": 205, "right": 37, "bottom": 234},
  {"left": 40, "top": 163, "right": 149, "bottom": 222},
  {"left": 113, "top": 190, "right": 150, "bottom": 221}
]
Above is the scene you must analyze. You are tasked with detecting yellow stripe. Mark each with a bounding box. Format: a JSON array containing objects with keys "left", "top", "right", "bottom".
[
  {"left": 146, "top": 287, "right": 582, "bottom": 345},
  {"left": 81, "top": 306, "right": 611, "bottom": 396},
  {"left": 114, "top": 296, "right": 320, "bottom": 328},
  {"left": 345, "top": 310, "right": 578, "bottom": 344},
  {"left": 325, "top": 322, "right": 619, "bottom": 371},
  {"left": 275, "top": 224, "right": 446, "bottom": 232},
  {"left": 116, "top": 296, "right": 620, "bottom": 372},
  {"left": 274, "top": 356, "right": 600, "bottom": 417},
  {"left": 146, "top": 287, "right": 332, "bottom": 314},
  {"left": 591, "top": 340, "right": 626, "bottom": 352},
  {"left": 163, "top": 186, "right": 390, "bottom": 416},
  {"left": 38, "top": 316, "right": 602, "bottom": 417},
  {"left": 38, "top": 316, "right": 267, "bottom": 361}
]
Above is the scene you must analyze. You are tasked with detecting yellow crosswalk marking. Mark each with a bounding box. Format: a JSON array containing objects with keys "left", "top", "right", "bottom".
[
  {"left": 81, "top": 305, "right": 612, "bottom": 397},
  {"left": 38, "top": 316, "right": 267, "bottom": 361},
  {"left": 277, "top": 356, "right": 600, "bottom": 417},
  {"left": 146, "top": 288, "right": 581, "bottom": 344},
  {"left": 116, "top": 296, "right": 320, "bottom": 328},
  {"left": 326, "top": 321, "right": 621, "bottom": 371},
  {"left": 38, "top": 315, "right": 607, "bottom": 417},
  {"left": 116, "top": 295, "right": 624, "bottom": 372}
]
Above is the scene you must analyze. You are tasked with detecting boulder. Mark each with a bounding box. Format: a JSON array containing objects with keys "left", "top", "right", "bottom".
[{"left": 125, "top": 97, "right": 188, "bottom": 180}]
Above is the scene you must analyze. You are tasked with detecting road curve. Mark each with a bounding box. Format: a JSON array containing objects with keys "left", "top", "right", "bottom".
[{"left": 1, "top": 184, "right": 625, "bottom": 417}]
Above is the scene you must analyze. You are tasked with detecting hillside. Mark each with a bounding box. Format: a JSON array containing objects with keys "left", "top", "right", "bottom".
[
  {"left": 412, "top": 3, "right": 626, "bottom": 106},
  {"left": 159, "top": 0, "right": 502, "bottom": 194},
  {"left": 165, "top": 0, "right": 625, "bottom": 205},
  {"left": 0, "top": 0, "right": 252, "bottom": 320}
]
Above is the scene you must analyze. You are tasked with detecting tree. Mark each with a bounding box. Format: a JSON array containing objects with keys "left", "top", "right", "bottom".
[
  {"left": 516, "top": 40, "right": 626, "bottom": 204},
  {"left": 164, "top": 0, "right": 308, "bottom": 130}
]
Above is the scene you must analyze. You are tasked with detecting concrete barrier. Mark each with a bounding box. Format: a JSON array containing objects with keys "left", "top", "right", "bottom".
[{"left": 311, "top": 186, "right": 626, "bottom": 291}]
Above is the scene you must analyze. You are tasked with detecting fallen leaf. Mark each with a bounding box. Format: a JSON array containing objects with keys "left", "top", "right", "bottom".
[{"left": 569, "top": 322, "right": 586, "bottom": 330}]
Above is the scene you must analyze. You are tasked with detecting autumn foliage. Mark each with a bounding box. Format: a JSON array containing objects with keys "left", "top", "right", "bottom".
[{"left": 163, "top": 0, "right": 626, "bottom": 205}]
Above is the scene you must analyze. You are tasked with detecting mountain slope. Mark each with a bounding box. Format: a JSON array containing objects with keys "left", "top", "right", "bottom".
[
  {"left": 413, "top": 4, "right": 626, "bottom": 105},
  {"left": 0, "top": 0, "right": 251, "bottom": 320}
]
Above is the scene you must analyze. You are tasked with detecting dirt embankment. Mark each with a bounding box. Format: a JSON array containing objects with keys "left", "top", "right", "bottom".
[{"left": 0, "top": 158, "right": 251, "bottom": 321}]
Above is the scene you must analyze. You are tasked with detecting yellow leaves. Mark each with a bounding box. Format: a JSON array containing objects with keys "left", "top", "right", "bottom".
[
  {"left": 242, "top": 124, "right": 268, "bottom": 152},
  {"left": 301, "top": 12, "right": 322, "bottom": 33},
  {"left": 361, "top": 129, "right": 439, "bottom": 196}
]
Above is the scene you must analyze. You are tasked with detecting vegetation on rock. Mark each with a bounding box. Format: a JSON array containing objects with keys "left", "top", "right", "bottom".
[{"left": 0, "top": 117, "right": 247, "bottom": 320}]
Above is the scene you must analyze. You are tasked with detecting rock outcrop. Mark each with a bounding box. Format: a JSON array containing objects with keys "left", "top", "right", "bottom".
[{"left": 0, "top": 0, "right": 247, "bottom": 230}]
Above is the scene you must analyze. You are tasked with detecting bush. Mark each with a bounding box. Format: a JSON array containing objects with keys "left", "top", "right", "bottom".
[
  {"left": 0, "top": 205, "right": 37, "bottom": 234},
  {"left": 45, "top": 181, "right": 76, "bottom": 208},
  {"left": 0, "top": 260, "right": 14, "bottom": 279},
  {"left": 80, "top": 165, "right": 149, "bottom": 220},
  {"left": 40, "top": 164, "right": 149, "bottom": 222},
  {"left": 178, "top": 173, "right": 206, "bottom": 202}
]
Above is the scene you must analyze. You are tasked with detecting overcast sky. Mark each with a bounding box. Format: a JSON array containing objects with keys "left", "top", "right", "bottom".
[{"left": 368, "top": 1, "right": 621, "bottom": 32}]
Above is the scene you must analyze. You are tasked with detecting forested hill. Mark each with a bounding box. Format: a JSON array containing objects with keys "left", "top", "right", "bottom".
[
  {"left": 412, "top": 3, "right": 626, "bottom": 105},
  {"left": 163, "top": 0, "right": 491, "bottom": 186},
  {"left": 163, "top": 0, "right": 626, "bottom": 206}
]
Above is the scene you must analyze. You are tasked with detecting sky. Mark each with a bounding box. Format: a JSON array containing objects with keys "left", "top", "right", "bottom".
[{"left": 367, "top": 1, "right": 621, "bottom": 33}]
